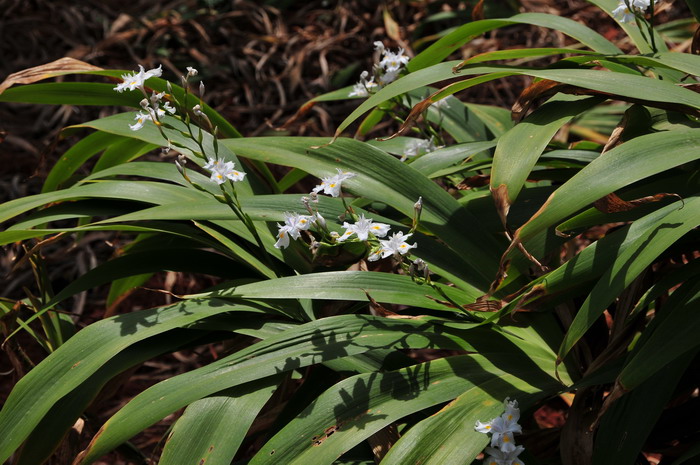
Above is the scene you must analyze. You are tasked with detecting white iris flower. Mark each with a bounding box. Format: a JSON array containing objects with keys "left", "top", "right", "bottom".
[
  {"left": 368, "top": 231, "right": 416, "bottom": 261},
  {"left": 114, "top": 65, "right": 163, "bottom": 93},
  {"left": 204, "top": 158, "right": 246, "bottom": 184},
  {"left": 336, "top": 214, "right": 391, "bottom": 242},
  {"left": 312, "top": 169, "right": 356, "bottom": 197}
]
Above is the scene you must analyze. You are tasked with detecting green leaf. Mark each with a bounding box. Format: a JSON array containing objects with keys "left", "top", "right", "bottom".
[
  {"left": 336, "top": 64, "right": 700, "bottom": 137},
  {"left": 251, "top": 355, "right": 558, "bottom": 465},
  {"left": 592, "top": 352, "right": 696, "bottom": 465},
  {"left": 14, "top": 330, "right": 202, "bottom": 465},
  {"left": 618, "top": 278, "right": 700, "bottom": 390},
  {"left": 212, "top": 271, "right": 480, "bottom": 311},
  {"left": 490, "top": 95, "right": 604, "bottom": 209},
  {"left": 71, "top": 113, "right": 252, "bottom": 195},
  {"left": 382, "top": 391, "right": 544, "bottom": 465},
  {"left": 409, "top": 140, "right": 497, "bottom": 177},
  {"left": 42, "top": 131, "right": 121, "bottom": 192},
  {"left": 0, "top": 300, "right": 274, "bottom": 463},
  {"left": 159, "top": 376, "right": 281, "bottom": 465},
  {"left": 75, "top": 315, "right": 558, "bottom": 464},
  {"left": 223, "top": 136, "right": 504, "bottom": 288},
  {"left": 557, "top": 196, "right": 700, "bottom": 362},
  {"left": 517, "top": 199, "right": 689, "bottom": 308},
  {"left": 515, "top": 129, "right": 700, "bottom": 244},
  {"left": 408, "top": 13, "right": 620, "bottom": 72}
]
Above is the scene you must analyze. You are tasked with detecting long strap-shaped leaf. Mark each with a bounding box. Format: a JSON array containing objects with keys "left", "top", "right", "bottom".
[
  {"left": 13, "top": 330, "right": 202, "bottom": 465},
  {"left": 250, "top": 355, "right": 558, "bottom": 465},
  {"left": 73, "top": 315, "right": 533, "bottom": 464},
  {"left": 557, "top": 196, "right": 700, "bottom": 363},
  {"left": 0, "top": 300, "right": 276, "bottom": 463},
  {"left": 408, "top": 12, "right": 621, "bottom": 71},
  {"left": 223, "top": 136, "right": 504, "bottom": 288},
  {"left": 381, "top": 388, "right": 548, "bottom": 465},
  {"left": 516, "top": 129, "right": 700, "bottom": 245},
  {"left": 490, "top": 95, "right": 604, "bottom": 220},
  {"left": 210, "top": 271, "right": 481, "bottom": 310},
  {"left": 335, "top": 64, "right": 700, "bottom": 137},
  {"left": 618, "top": 278, "right": 700, "bottom": 390},
  {"left": 159, "top": 376, "right": 281, "bottom": 465}
]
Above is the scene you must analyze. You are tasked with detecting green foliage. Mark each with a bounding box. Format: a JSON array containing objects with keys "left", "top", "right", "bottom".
[{"left": 1, "top": 2, "right": 698, "bottom": 464}]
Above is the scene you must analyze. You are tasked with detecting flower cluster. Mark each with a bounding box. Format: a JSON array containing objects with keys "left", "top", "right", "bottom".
[
  {"left": 612, "top": 0, "right": 659, "bottom": 23},
  {"left": 475, "top": 398, "right": 525, "bottom": 465},
  {"left": 348, "top": 41, "right": 410, "bottom": 97},
  {"left": 203, "top": 157, "right": 246, "bottom": 184},
  {"left": 130, "top": 91, "right": 176, "bottom": 131},
  {"left": 275, "top": 171, "right": 417, "bottom": 261},
  {"left": 113, "top": 64, "right": 177, "bottom": 132}
]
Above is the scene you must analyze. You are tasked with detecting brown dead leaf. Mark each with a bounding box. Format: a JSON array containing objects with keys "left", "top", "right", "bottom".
[
  {"left": 377, "top": 96, "right": 434, "bottom": 141},
  {"left": 0, "top": 58, "right": 103, "bottom": 95},
  {"left": 472, "top": 0, "right": 485, "bottom": 21},
  {"left": 490, "top": 183, "right": 511, "bottom": 230},
  {"left": 456, "top": 174, "right": 490, "bottom": 190},
  {"left": 693, "top": 25, "right": 700, "bottom": 55},
  {"left": 594, "top": 192, "right": 681, "bottom": 213},
  {"left": 280, "top": 100, "right": 317, "bottom": 129},
  {"left": 463, "top": 295, "right": 502, "bottom": 312},
  {"left": 364, "top": 290, "right": 419, "bottom": 319},
  {"left": 512, "top": 79, "right": 568, "bottom": 122}
]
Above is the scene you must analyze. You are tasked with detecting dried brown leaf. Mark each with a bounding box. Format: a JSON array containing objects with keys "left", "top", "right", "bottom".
[
  {"left": 593, "top": 192, "right": 681, "bottom": 214},
  {"left": 0, "top": 57, "right": 103, "bottom": 95}
]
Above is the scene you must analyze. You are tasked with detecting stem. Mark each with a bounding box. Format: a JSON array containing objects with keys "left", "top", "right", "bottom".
[{"left": 223, "top": 183, "right": 281, "bottom": 277}]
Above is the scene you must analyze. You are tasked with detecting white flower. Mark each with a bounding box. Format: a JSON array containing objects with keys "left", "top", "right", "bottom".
[
  {"left": 504, "top": 398, "right": 520, "bottom": 424},
  {"left": 376, "top": 232, "right": 416, "bottom": 259},
  {"left": 612, "top": 0, "right": 658, "bottom": 22},
  {"left": 336, "top": 214, "right": 391, "bottom": 242},
  {"left": 282, "top": 212, "right": 314, "bottom": 239},
  {"left": 612, "top": 3, "right": 636, "bottom": 22},
  {"left": 274, "top": 225, "right": 293, "bottom": 249},
  {"left": 373, "top": 41, "right": 386, "bottom": 55},
  {"left": 483, "top": 445, "right": 525, "bottom": 465},
  {"left": 486, "top": 413, "right": 522, "bottom": 451},
  {"left": 311, "top": 169, "right": 356, "bottom": 197},
  {"left": 192, "top": 104, "right": 205, "bottom": 117},
  {"left": 402, "top": 137, "right": 437, "bottom": 161},
  {"left": 129, "top": 111, "right": 152, "bottom": 131},
  {"left": 349, "top": 70, "right": 379, "bottom": 97},
  {"left": 186, "top": 66, "right": 198, "bottom": 76},
  {"left": 349, "top": 79, "right": 378, "bottom": 97},
  {"left": 367, "top": 248, "right": 384, "bottom": 262},
  {"left": 379, "top": 48, "right": 410, "bottom": 72},
  {"left": 204, "top": 157, "right": 246, "bottom": 184},
  {"left": 162, "top": 101, "right": 176, "bottom": 114},
  {"left": 114, "top": 65, "right": 163, "bottom": 92},
  {"left": 273, "top": 212, "right": 317, "bottom": 249},
  {"left": 378, "top": 68, "right": 400, "bottom": 86}
]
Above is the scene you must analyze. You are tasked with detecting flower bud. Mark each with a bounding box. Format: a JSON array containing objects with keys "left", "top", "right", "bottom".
[
  {"left": 139, "top": 98, "right": 149, "bottom": 110},
  {"left": 199, "top": 81, "right": 205, "bottom": 97},
  {"left": 414, "top": 196, "right": 423, "bottom": 216}
]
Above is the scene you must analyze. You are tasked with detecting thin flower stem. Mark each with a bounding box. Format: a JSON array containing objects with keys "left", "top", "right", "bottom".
[{"left": 223, "top": 183, "right": 282, "bottom": 277}]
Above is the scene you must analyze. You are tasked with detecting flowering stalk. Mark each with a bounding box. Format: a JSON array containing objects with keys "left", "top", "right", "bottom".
[{"left": 114, "top": 65, "right": 282, "bottom": 276}]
